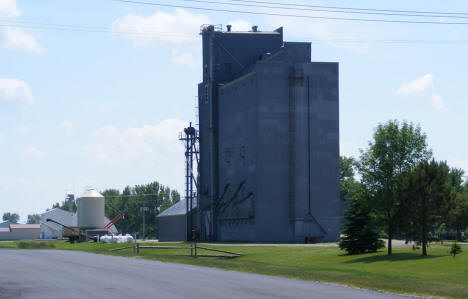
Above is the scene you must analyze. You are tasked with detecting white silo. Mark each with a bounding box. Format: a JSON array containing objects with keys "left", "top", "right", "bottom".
[{"left": 76, "top": 189, "right": 105, "bottom": 229}]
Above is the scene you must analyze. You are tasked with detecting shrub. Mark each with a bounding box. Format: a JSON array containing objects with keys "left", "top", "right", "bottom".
[{"left": 449, "top": 242, "right": 462, "bottom": 258}]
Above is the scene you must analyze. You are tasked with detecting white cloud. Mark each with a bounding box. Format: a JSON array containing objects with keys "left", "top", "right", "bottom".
[
  {"left": 0, "top": 78, "right": 34, "bottom": 106},
  {"left": 0, "top": 132, "right": 4, "bottom": 144},
  {"left": 394, "top": 74, "right": 449, "bottom": 113},
  {"left": 16, "top": 125, "right": 29, "bottom": 133},
  {"left": 57, "top": 120, "right": 73, "bottom": 136},
  {"left": 1, "top": 27, "right": 44, "bottom": 54},
  {"left": 0, "top": 0, "right": 21, "bottom": 17},
  {"left": 111, "top": 9, "right": 209, "bottom": 46},
  {"left": 395, "top": 74, "right": 434, "bottom": 95},
  {"left": 171, "top": 50, "right": 200, "bottom": 68},
  {"left": 20, "top": 145, "right": 46, "bottom": 159},
  {"left": 86, "top": 118, "right": 186, "bottom": 163},
  {"left": 111, "top": 10, "right": 255, "bottom": 68},
  {"left": 429, "top": 93, "right": 449, "bottom": 113},
  {"left": 227, "top": 19, "right": 252, "bottom": 31},
  {"left": 0, "top": 2, "right": 43, "bottom": 54}
]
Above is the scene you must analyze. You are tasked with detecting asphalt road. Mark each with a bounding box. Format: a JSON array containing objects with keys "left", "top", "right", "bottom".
[{"left": 0, "top": 249, "right": 412, "bottom": 299}]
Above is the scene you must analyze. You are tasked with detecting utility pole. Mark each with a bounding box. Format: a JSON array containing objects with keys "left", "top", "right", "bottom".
[{"left": 140, "top": 206, "right": 149, "bottom": 240}]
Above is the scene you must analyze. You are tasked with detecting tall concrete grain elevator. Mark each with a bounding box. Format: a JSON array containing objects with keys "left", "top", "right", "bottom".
[{"left": 196, "top": 24, "right": 341, "bottom": 242}]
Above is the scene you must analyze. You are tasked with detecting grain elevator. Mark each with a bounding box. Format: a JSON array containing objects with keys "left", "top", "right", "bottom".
[{"left": 192, "top": 24, "right": 341, "bottom": 242}]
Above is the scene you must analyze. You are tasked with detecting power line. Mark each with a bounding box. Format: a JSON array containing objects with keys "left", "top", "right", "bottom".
[
  {"left": 2, "top": 21, "right": 468, "bottom": 45},
  {"left": 0, "top": 19, "right": 107, "bottom": 31},
  {"left": 0, "top": 20, "right": 197, "bottom": 38},
  {"left": 103, "top": 193, "right": 171, "bottom": 198},
  {"left": 111, "top": 0, "right": 468, "bottom": 25},
  {"left": 179, "top": 0, "right": 468, "bottom": 19},
  {"left": 311, "top": 39, "right": 468, "bottom": 45},
  {"left": 223, "top": 0, "right": 468, "bottom": 17}
]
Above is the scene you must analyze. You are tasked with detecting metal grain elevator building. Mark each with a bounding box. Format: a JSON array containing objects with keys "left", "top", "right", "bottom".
[{"left": 196, "top": 24, "right": 341, "bottom": 242}]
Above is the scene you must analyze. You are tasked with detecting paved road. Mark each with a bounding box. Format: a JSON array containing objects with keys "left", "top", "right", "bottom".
[{"left": 0, "top": 249, "right": 411, "bottom": 299}]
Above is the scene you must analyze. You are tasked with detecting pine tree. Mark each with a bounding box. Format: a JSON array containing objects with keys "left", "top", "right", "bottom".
[{"left": 339, "top": 185, "right": 384, "bottom": 254}]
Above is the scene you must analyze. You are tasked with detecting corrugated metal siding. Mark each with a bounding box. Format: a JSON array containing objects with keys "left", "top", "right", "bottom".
[
  {"left": 157, "top": 199, "right": 196, "bottom": 218},
  {"left": 157, "top": 215, "right": 186, "bottom": 241},
  {"left": 194, "top": 27, "right": 341, "bottom": 242},
  {"left": 0, "top": 228, "right": 40, "bottom": 240}
]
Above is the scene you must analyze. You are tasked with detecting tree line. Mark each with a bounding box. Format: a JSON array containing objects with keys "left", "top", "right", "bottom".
[
  {"left": 339, "top": 120, "right": 467, "bottom": 256},
  {"left": 101, "top": 181, "right": 180, "bottom": 238},
  {"left": 1, "top": 212, "right": 41, "bottom": 224}
]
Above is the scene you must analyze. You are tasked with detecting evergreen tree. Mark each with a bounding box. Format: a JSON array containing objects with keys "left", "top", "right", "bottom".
[
  {"left": 447, "top": 169, "right": 468, "bottom": 241},
  {"left": 339, "top": 184, "right": 384, "bottom": 254}
]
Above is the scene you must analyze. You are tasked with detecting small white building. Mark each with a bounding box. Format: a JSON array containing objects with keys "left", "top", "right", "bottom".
[{"left": 40, "top": 208, "right": 118, "bottom": 239}]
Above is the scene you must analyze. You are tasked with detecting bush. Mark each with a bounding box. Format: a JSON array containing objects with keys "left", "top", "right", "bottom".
[
  {"left": 17, "top": 240, "right": 55, "bottom": 249},
  {"left": 449, "top": 242, "right": 462, "bottom": 258}
]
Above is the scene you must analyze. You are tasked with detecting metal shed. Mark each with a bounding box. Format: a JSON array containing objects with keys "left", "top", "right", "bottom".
[
  {"left": 156, "top": 199, "right": 197, "bottom": 241},
  {"left": 0, "top": 224, "right": 40, "bottom": 241}
]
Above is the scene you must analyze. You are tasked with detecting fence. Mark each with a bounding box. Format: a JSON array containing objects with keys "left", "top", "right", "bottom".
[{"left": 110, "top": 242, "right": 242, "bottom": 258}]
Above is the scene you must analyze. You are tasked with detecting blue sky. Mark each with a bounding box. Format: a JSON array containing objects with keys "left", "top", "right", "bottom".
[{"left": 1, "top": 0, "right": 467, "bottom": 222}]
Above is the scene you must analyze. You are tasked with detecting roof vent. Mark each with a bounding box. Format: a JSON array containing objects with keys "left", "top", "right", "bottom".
[
  {"left": 226, "top": 24, "right": 232, "bottom": 32},
  {"left": 252, "top": 25, "right": 258, "bottom": 32}
]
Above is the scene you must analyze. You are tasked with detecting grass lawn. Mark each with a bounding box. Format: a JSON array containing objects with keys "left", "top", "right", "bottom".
[{"left": 1, "top": 241, "right": 467, "bottom": 298}]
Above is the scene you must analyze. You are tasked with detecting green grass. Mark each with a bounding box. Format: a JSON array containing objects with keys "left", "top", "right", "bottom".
[{"left": 1, "top": 241, "right": 467, "bottom": 298}]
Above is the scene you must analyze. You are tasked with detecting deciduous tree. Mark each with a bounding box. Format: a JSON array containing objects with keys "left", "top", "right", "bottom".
[
  {"left": 26, "top": 214, "right": 41, "bottom": 224},
  {"left": 2, "top": 212, "right": 19, "bottom": 223},
  {"left": 399, "top": 160, "right": 452, "bottom": 256},
  {"left": 100, "top": 181, "right": 181, "bottom": 238},
  {"left": 340, "top": 156, "right": 358, "bottom": 201},
  {"left": 359, "top": 120, "right": 432, "bottom": 255}
]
